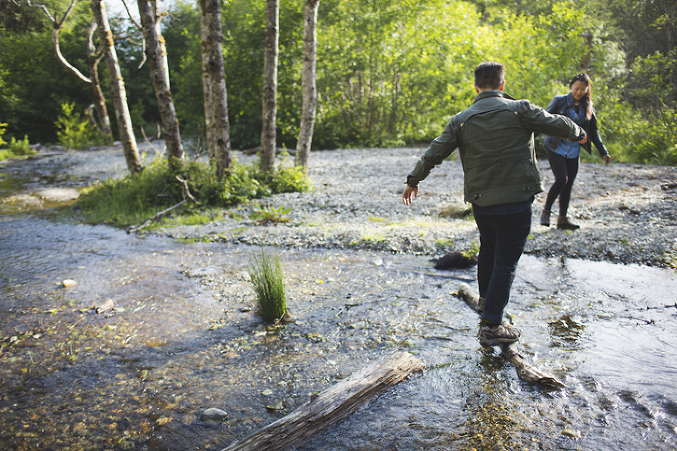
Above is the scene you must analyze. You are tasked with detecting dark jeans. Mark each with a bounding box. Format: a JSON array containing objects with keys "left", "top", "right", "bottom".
[
  {"left": 544, "top": 148, "right": 579, "bottom": 217},
  {"left": 474, "top": 208, "right": 532, "bottom": 324}
]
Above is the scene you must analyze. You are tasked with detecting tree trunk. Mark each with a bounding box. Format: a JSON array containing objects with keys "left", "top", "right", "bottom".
[
  {"left": 137, "top": 0, "right": 184, "bottom": 172},
  {"left": 199, "top": 3, "right": 215, "bottom": 162},
  {"left": 91, "top": 0, "right": 142, "bottom": 174},
  {"left": 198, "top": 0, "right": 231, "bottom": 179},
  {"left": 294, "top": 0, "right": 319, "bottom": 168},
  {"left": 221, "top": 351, "right": 425, "bottom": 451},
  {"left": 260, "top": 0, "right": 279, "bottom": 174},
  {"left": 86, "top": 22, "right": 113, "bottom": 142}
]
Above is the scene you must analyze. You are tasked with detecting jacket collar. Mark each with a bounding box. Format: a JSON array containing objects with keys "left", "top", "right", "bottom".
[
  {"left": 473, "top": 90, "right": 516, "bottom": 103},
  {"left": 565, "top": 92, "right": 577, "bottom": 107}
]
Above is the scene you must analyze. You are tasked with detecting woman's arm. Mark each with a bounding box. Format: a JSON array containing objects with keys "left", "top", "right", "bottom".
[{"left": 588, "top": 113, "right": 610, "bottom": 161}]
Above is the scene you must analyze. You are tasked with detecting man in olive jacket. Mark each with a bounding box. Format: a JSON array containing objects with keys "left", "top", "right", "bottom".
[{"left": 402, "top": 62, "right": 587, "bottom": 346}]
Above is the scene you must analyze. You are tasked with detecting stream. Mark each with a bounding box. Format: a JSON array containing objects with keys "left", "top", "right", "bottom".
[{"left": 1, "top": 152, "right": 676, "bottom": 451}]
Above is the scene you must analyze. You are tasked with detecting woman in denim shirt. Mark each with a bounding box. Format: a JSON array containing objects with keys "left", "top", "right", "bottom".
[{"left": 540, "top": 73, "right": 611, "bottom": 230}]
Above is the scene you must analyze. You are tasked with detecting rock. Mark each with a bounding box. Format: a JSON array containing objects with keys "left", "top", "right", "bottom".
[
  {"left": 561, "top": 427, "right": 580, "bottom": 438},
  {"left": 201, "top": 408, "right": 228, "bottom": 422},
  {"left": 433, "top": 251, "right": 477, "bottom": 270},
  {"left": 62, "top": 279, "right": 77, "bottom": 287}
]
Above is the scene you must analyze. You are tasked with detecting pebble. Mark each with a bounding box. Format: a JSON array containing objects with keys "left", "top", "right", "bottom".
[{"left": 200, "top": 408, "right": 228, "bottom": 422}]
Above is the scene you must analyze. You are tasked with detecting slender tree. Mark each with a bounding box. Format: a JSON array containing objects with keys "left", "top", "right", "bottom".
[
  {"left": 91, "top": 0, "right": 142, "bottom": 174},
  {"left": 85, "top": 22, "right": 112, "bottom": 141},
  {"left": 260, "top": 0, "right": 279, "bottom": 174},
  {"left": 137, "top": 0, "right": 183, "bottom": 171},
  {"left": 198, "top": 0, "right": 231, "bottom": 179},
  {"left": 295, "top": 0, "right": 319, "bottom": 168},
  {"left": 26, "top": 0, "right": 113, "bottom": 142}
]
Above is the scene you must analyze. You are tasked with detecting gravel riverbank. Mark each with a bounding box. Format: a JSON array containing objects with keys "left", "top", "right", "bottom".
[{"left": 160, "top": 147, "right": 677, "bottom": 268}]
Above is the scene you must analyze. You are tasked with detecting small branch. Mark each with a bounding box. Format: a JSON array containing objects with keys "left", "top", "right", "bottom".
[
  {"left": 176, "top": 176, "right": 197, "bottom": 202},
  {"left": 120, "top": 0, "right": 147, "bottom": 69},
  {"left": 126, "top": 199, "right": 187, "bottom": 234}
]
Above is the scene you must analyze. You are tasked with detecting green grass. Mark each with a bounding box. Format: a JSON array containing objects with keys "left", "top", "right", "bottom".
[
  {"left": 248, "top": 250, "right": 287, "bottom": 323},
  {"left": 76, "top": 157, "right": 311, "bottom": 227}
]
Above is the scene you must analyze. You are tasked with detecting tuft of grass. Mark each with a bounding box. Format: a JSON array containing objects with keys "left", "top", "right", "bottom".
[
  {"left": 248, "top": 250, "right": 287, "bottom": 323},
  {"left": 461, "top": 241, "right": 480, "bottom": 259},
  {"left": 249, "top": 204, "right": 291, "bottom": 225}
]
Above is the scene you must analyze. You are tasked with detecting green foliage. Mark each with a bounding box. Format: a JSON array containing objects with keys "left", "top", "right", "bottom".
[
  {"left": 248, "top": 250, "right": 287, "bottom": 323},
  {"left": 0, "top": 123, "right": 7, "bottom": 148},
  {"left": 55, "top": 103, "right": 105, "bottom": 150},
  {"left": 76, "top": 157, "right": 311, "bottom": 227},
  {"left": 1, "top": 0, "right": 676, "bottom": 167},
  {"left": 0, "top": 123, "right": 35, "bottom": 160}
]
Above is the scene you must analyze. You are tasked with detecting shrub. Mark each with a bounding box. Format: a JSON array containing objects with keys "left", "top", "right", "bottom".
[
  {"left": 77, "top": 156, "right": 312, "bottom": 227},
  {"left": 55, "top": 103, "right": 105, "bottom": 150},
  {"left": 248, "top": 250, "right": 287, "bottom": 322}
]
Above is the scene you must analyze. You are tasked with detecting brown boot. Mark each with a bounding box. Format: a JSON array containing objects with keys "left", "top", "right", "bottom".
[
  {"left": 556, "top": 216, "right": 580, "bottom": 230},
  {"left": 540, "top": 209, "right": 551, "bottom": 226}
]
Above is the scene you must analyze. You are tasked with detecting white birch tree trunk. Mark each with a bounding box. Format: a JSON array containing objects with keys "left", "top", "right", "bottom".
[
  {"left": 198, "top": 0, "right": 232, "bottom": 179},
  {"left": 260, "top": 0, "right": 279, "bottom": 174},
  {"left": 137, "top": 0, "right": 184, "bottom": 171},
  {"left": 91, "top": 0, "right": 142, "bottom": 174},
  {"left": 295, "top": 0, "right": 319, "bottom": 168}
]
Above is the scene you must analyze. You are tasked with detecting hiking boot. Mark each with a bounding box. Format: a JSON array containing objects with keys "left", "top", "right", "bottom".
[
  {"left": 478, "top": 323, "right": 521, "bottom": 346},
  {"left": 556, "top": 216, "right": 580, "bottom": 230},
  {"left": 477, "top": 297, "right": 486, "bottom": 313},
  {"left": 540, "top": 209, "right": 551, "bottom": 227}
]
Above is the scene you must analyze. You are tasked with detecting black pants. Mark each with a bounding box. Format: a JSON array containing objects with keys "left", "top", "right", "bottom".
[
  {"left": 544, "top": 148, "right": 579, "bottom": 217},
  {"left": 474, "top": 208, "right": 532, "bottom": 325}
]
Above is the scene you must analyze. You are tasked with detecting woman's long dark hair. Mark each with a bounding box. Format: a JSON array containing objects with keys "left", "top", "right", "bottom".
[{"left": 570, "top": 73, "right": 594, "bottom": 120}]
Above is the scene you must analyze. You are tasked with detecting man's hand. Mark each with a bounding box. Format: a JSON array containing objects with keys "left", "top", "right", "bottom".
[
  {"left": 603, "top": 154, "right": 611, "bottom": 165},
  {"left": 578, "top": 137, "right": 588, "bottom": 144},
  {"left": 402, "top": 185, "right": 418, "bottom": 205}
]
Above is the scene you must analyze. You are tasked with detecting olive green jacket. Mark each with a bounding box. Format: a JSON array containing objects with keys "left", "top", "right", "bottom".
[{"left": 406, "top": 91, "right": 587, "bottom": 207}]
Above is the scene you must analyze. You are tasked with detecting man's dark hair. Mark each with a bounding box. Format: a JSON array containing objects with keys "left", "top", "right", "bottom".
[{"left": 474, "top": 62, "right": 506, "bottom": 90}]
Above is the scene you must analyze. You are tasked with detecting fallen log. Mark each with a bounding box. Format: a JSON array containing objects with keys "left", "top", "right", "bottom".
[
  {"left": 457, "top": 283, "right": 565, "bottom": 389},
  {"left": 221, "top": 351, "right": 425, "bottom": 451}
]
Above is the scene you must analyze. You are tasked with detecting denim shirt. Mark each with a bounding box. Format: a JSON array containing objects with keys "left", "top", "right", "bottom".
[{"left": 552, "top": 93, "right": 585, "bottom": 159}]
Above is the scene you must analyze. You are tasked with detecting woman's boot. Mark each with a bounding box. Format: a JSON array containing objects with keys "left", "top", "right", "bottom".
[
  {"left": 540, "top": 209, "right": 551, "bottom": 226},
  {"left": 556, "top": 216, "right": 580, "bottom": 230}
]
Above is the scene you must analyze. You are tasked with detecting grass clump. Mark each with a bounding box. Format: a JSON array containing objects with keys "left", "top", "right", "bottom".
[
  {"left": 76, "top": 157, "right": 311, "bottom": 227},
  {"left": 248, "top": 250, "right": 287, "bottom": 323}
]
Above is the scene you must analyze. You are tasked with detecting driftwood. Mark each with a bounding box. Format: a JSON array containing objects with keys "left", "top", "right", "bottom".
[
  {"left": 221, "top": 351, "right": 425, "bottom": 451},
  {"left": 126, "top": 199, "right": 187, "bottom": 233},
  {"left": 457, "top": 283, "right": 565, "bottom": 389}
]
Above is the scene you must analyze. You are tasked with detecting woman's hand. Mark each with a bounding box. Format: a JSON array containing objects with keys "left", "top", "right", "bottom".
[
  {"left": 578, "top": 137, "right": 588, "bottom": 144},
  {"left": 402, "top": 185, "right": 418, "bottom": 205},
  {"left": 603, "top": 154, "right": 611, "bottom": 165}
]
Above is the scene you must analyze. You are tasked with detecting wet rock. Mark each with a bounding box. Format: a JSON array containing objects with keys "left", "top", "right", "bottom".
[
  {"left": 188, "top": 266, "right": 221, "bottom": 277},
  {"left": 201, "top": 408, "right": 228, "bottom": 422},
  {"left": 434, "top": 251, "right": 477, "bottom": 270}
]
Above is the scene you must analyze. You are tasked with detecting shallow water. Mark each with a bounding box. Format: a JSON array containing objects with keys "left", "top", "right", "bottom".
[{"left": 1, "top": 161, "right": 677, "bottom": 451}]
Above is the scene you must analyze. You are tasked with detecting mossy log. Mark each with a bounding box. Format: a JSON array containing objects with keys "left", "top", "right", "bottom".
[
  {"left": 221, "top": 351, "right": 425, "bottom": 451},
  {"left": 457, "top": 283, "right": 565, "bottom": 389}
]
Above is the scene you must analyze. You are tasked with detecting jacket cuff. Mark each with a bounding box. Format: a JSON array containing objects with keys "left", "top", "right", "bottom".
[{"left": 406, "top": 176, "right": 418, "bottom": 188}]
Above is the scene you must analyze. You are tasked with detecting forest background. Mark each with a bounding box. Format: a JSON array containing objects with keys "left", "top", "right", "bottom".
[{"left": 0, "top": 0, "right": 676, "bottom": 165}]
